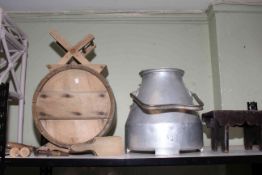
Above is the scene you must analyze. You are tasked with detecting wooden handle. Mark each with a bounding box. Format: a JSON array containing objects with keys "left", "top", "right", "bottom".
[
  {"left": 49, "top": 29, "right": 71, "bottom": 50},
  {"left": 70, "top": 140, "right": 94, "bottom": 153},
  {"left": 70, "top": 136, "right": 124, "bottom": 156},
  {"left": 49, "top": 29, "right": 95, "bottom": 65},
  {"left": 48, "top": 29, "right": 108, "bottom": 76}
]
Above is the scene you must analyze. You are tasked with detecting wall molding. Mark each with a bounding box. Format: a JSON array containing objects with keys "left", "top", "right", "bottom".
[
  {"left": 206, "top": 3, "right": 262, "bottom": 23},
  {"left": 207, "top": 3, "right": 262, "bottom": 16},
  {"left": 8, "top": 11, "right": 208, "bottom": 24}
]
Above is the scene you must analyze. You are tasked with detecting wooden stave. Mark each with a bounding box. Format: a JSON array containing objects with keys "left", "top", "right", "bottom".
[{"left": 32, "top": 64, "right": 116, "bottom": 148}]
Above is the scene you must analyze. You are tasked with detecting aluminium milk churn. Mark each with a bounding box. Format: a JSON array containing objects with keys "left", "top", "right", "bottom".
[{"left": 125, "top": 68, "right": 204, "bottom": 155}]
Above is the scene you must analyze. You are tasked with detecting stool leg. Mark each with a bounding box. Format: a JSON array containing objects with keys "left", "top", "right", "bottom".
[
  {"left": 211, "top": 120, "right": 219, "bottom": 151},
  {"left": 211, "top": 127, "right": 218, "bottom": 151},
  {"left": 244, "top": 126, "right": 254, "bottom": 150},
  {"left": 221, "top": 125, "right": 229, "bottom": 152},
  {"left": 259, "top": 126, "right": 262, "bottom": 151}
]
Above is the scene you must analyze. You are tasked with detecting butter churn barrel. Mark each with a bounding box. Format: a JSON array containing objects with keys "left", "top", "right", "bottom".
[{"left": 32, "top": 64, "right": 116, "bottom": 148}]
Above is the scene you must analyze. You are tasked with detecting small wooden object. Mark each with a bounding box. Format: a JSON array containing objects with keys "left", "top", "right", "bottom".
[
  {"left": 19, "top": 147, "right": 31, "bottom": 157},
  {"left": 7, "top": 142, "right": 35, "bottom": 151},
  {"left": 36, "top": 142, "right": 69, "bottom": 156},
  {"left": 9, "top": 147, "right": 20, "bottom": 158},
  {"left": 7, "top": 142, "right": 34, "bottom": 157},
  {"left": 36, "top": 150, "right": 69, "bottom": 156},
  {"left": 37, "top": 142, "right": 70, "bottom": 154}
]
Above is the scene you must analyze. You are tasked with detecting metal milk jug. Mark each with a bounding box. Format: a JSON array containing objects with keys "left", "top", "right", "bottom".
[{"left": 125, "top": 68, "right": 204, "bottom": 155}]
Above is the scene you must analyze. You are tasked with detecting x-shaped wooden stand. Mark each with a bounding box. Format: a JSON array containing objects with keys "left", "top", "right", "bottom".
[{"left": 48, "top": 30, "right": 107, "bottom": 76}]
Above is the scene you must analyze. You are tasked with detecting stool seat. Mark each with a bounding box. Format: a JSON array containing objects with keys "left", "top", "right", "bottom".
[{"left": 203, "top": 110, "right": 262, "bottom": 126}]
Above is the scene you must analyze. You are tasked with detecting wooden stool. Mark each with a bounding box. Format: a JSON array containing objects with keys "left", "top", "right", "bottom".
[{"left": 202, "top": 110, "right": 262, "bottom": 152}]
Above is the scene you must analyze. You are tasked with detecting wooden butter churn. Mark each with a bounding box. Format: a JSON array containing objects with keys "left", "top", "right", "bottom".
[{"left": 32, "top": 30, "right": 116, "bottom": 150}]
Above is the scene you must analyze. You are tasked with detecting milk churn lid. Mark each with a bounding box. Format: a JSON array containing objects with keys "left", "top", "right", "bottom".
[{"left": 139, "top": 68, "right": 184, "bottom": 77}]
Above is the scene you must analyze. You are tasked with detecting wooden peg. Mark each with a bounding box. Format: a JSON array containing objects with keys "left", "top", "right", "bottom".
[
  {"left": 9, "top": 147, "right": 20, "bottom": 157},
  {"left": 19, "top": 147, "right": 31, "bottom": 157}
]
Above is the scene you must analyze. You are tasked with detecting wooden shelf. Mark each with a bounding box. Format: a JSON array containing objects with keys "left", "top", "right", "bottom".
[{"left": 4, "top": 146, "right": 262, "bottom": 167}]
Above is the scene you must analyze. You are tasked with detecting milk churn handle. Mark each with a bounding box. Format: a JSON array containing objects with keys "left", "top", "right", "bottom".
[{"left": 130, "top": 92, "right": 204, "bottom": 113}]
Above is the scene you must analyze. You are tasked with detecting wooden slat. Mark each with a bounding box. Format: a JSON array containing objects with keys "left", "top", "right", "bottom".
[
  {"left": 46, "top": 64, "right": 108, "bottom": 77},
  {"left": 35, "top": 91, "right": 110, "bottom": 121},
  {"left": 73, "top": 34, "right": 94, "bottom": 51},
  {"left": 49, "top": 29, "right": 71, "bottom": 50},
  {"left": 41, "top": 120, "right": 108, "bottom": 145},
  {"left": 58, "top": 52, "right": 72, "bottom": 65},
  {"left": 71, "top": 51, "right": 90, "bottom": 65},
  {"left": 82, "top": 44, "right": 96, "bottom": 56},
  {"left": 39, "top": 116, "right": 109, "bottom": 120}
]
